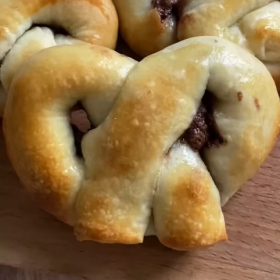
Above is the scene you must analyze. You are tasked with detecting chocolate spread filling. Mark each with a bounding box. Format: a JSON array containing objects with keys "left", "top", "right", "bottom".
[
  {"left": 70, "top": 103, "right": 94, "bottom": 158},
  {"left": 152, "top": 0, "right": 179, "bottom": 21},
  {"left": 181, "top": 91, "right": 224, "bottom": 152},
  {"left": 71, "top": 92, "right": 223, "bottom": 156}
]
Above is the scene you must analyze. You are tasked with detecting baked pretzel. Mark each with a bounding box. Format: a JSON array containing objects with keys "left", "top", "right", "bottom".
[
  {"left": 115, "top": 0, "right": 280, "bottom": 87},
  {"left": 4, "top": 37, "right": 280, "bottom": 250},
  {"left": 178, "top": 0, "right": 280, "bottom": 88},
  {"left": 0, "top": 0, "right": 118, "bottom": 115}
]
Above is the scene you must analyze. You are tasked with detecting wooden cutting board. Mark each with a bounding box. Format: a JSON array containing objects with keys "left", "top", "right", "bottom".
[{"left": 0, "top": 123, "right": 280, "bottom": 280}]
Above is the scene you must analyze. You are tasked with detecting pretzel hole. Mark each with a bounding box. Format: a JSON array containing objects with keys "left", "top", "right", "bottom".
[
  {"left": 152, "top": 0, "right": 179, "bottom": 22},
  {"left": 180, "top": 91, "right": 224, "bottom": 152},
  {"left": 116, "top": 36, "right": 142, "bottom": 61},
  {"left": 70, "top": 102, "right": 94, "bottom": 158},
  {"left": 30, "top": 24, "right": 69, "bottom": 36}
]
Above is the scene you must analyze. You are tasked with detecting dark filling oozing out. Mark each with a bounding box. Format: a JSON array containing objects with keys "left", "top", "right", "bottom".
[
  {"left": 152, "top": 0, "right": 179, "bottom": 21},
  {"left": 71, "top": 92, "right": 223, "bottom": 156},
  {"left": 180, "top": 91, "right": 224, "bottom": 152},
  {"left": 70, "top": 103, "right": 94, "bottom": 158}
]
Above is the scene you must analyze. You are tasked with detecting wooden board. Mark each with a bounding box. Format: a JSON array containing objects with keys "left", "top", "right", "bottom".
[{"left": 0, "top": 124, "right": 280, "bottom": 280}]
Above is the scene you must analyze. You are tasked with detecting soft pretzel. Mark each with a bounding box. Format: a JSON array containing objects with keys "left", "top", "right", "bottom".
[
  {"left": 1, "top": 27, "right": 85, "bottom": 93},
  {"left": 4, "top": 37, "right": 280, "bottom": 250},
  {"left": 0, "top": 0, "right": 118, "bottom": 115},
  {"left": 0, "top": 27, "right": 83, "bottom": 116},
  {"left": 115, "top": 0, "right": 280, "bottom": 87},
  {"left": 178, "top": 0, "right": 280, "bottom": 88}
]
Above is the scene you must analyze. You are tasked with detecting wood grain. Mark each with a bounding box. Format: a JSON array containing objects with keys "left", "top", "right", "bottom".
[{"left": 0, "top": 124, "right": 279, "bottom": 280}]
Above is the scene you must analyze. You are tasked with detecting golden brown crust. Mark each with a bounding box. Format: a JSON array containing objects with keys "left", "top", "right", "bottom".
[
  {"left": 3, "top": 44, "right": 136, "bottom": 224},
  {"left": 178, "top": 0, "right": 280, "bottom": 88},
  {"left": 3, "top": 37, "right": 280, "bottom": 250},
  {"left": 114, "top": 0, "right": 280, "bottom": 86},
  {"left": 0, "top": 0, "right": 118, "bottom": 57},
  {"left": 75, "top": 188, "right": 144, "bottom": 244},
  {"left": 75, "top": 38, "right": 278, "bottom": 246},
  {"left": 154, "top": 145, "right": 227, "bottom": 251},
  {"left": 0, "top": 0, "right": 118, "bottom": 117}
]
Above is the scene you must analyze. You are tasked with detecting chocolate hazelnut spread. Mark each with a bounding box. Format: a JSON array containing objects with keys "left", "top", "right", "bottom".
[
  {"left": 181, "top": 92, "right": 224, "bottom": 152},
  {"left": 152, "top": 0, "right": 178, "bottom": 21}
]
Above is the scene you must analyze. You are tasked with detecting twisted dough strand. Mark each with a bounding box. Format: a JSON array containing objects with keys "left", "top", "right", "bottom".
[
  {"left": 0, "top": 0, "right": 118, "bottom": 59},
  {"left": 0, "top": 0, "right": 118, "bottom": 115}
]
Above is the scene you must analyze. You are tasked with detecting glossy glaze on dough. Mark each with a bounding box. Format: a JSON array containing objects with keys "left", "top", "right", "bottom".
[
  {"left": 3, "top": 37, "right": 280, "bottom": 250},
  {"left": 1, "top": 27, "right": 85, "bottom": 91},
  {"left": 0, "top": 0, "right": 118, "bottom": 58},
  {"left": 0, "top": 27, "right": 84, "bottom": 116},
  {"left": 114, "top": 0, "right": 280, "bottom": 88},
  {"left": 113, "top": 0, "right": 177, "bottom": 57},
  {"left": 0, "top": 0, "right": 118, "bottom": 115}
]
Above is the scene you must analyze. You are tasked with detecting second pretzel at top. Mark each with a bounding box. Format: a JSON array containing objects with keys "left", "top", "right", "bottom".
[{"left": 114, "top": 0, "right": 280, "bottom": 88}]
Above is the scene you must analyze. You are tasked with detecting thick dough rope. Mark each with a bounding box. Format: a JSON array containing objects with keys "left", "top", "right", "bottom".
[
  {"left": 3, "top": 37, "right": 280, "bottom": 250},
  {"left": 0, "top": 0, "right": 118, "bottom": 115},
  {"left": 0, "top": 27, "right": 84, "bottom": 116},
  {"left": 1, "top": 27, "right": 85, "bottom": 92}
]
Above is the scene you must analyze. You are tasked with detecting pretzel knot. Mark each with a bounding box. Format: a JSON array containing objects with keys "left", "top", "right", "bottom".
[
  {"left": 3, "top": 37, "right": 280, "bottom": 250},
  {"left": 0, "top": 0, "right": 118, "bottom": 116}
]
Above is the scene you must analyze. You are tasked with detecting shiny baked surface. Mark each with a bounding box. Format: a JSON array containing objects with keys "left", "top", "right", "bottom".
[
  {"left": 3, "top": 37, "right": 279, "bottom": 250},
  {"left": 0, "top": 0, "right": 118, "bottom": 115}
]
